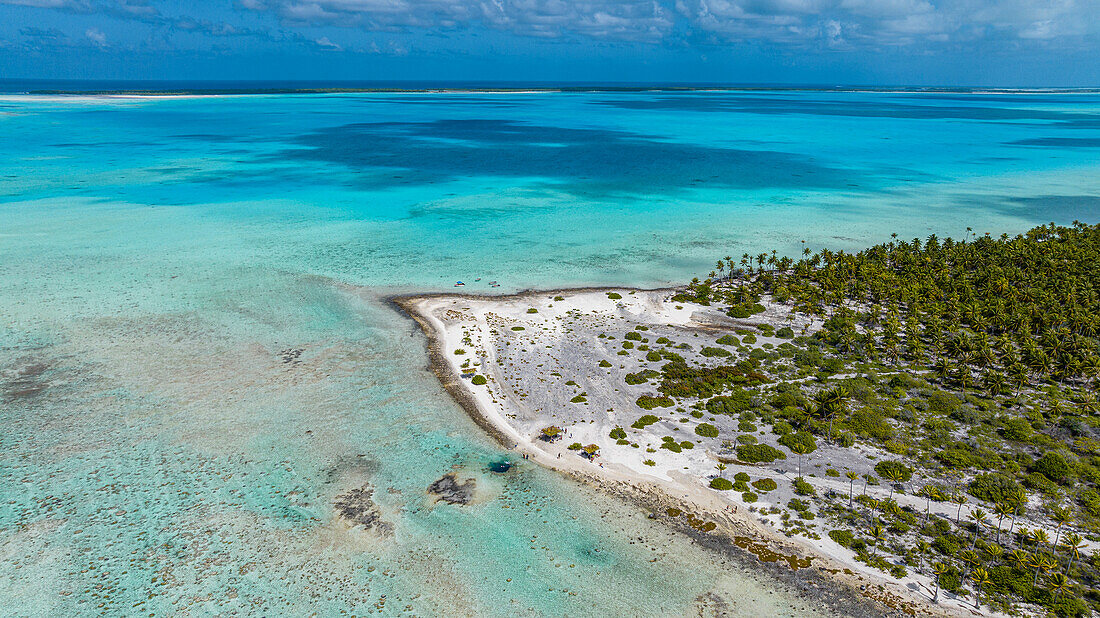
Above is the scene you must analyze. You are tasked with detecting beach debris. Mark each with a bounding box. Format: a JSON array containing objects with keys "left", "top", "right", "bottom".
[
  {"left": 428, "top": 473, "right": 476, "bottom": 505},
  {"left": 454, "top": 281, "right": 465, "bottom": 287}
]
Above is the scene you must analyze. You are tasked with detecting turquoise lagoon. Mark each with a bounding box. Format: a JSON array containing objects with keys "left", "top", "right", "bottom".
[{"left": 2, "top": 90, "right": 1100, "bottom": 615}]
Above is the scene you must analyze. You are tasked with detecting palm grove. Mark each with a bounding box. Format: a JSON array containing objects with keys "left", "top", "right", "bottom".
[{"left": 676, "top": 222, "right": 1100, "bottom": 616}]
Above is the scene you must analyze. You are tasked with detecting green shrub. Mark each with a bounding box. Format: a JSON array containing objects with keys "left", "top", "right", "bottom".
[
  {"left": 625, "top": 369, "right": 661, "bottom": 385},
  {"left": 741, "top": 491, "right": 758, "bottom": 503},
  {"left": 471, "top": 375, "right": 487, "bottom": 385},
  {"left": 454, "top": 349, "right": 466, "bottom": 355},
  {"left": 734, "top": 472, "right": 750, "bottom": 482},
  {"left": 736, "top": 444, "right": 786, "bottom": 464},
  {"left": 778, "top": 431, "right": 817, "bottom": 453},
  {"left": 967, "top": 473, "right": 1026, "bottom": 507},
  {"left": 1032, "top": 451, "right": 1071, "bottom": 483},
  {"left": 738, "top": 420, "right": 757, "bottom": 432},
  {"left": 622, "top": 341, "right": 634, "bottom": 349},
  {"left": 625, "top": 331, "right": 642, "bottom": 341},
  {"left": 772, "top": 421, "right": 794, "bottom": 435},
  {"left": 700, "top": 346, "right": 732, "bottom": 358},
  {"left": 873, "top": 460, "right": 913, "bottom": 483},
  {"left": 527, "top": 308, "right": 538, "bottom": 313},
  {"left": 793, "top": 477, "right": 815, "bottom": 496},
  {"left": 732, "top": 479, "right": 749, "bottom": 492},
  {"left": 829, "top": 529, "right": 855, "bottom": 548},
  {"left": 599, "top": 360, "right": 612, "bottom": 367},
  {"left": 752, "top": 478, "right": 777, "bottom": 492},
  {"left": 932, "top": 535, "right": 959, "bottom": 555},
  {"left": 737, "top": 434, "right": 757, "bottom": 444},
  {"left": 716, "top": 334, "right": 739, "bottom": 346},
  {"left": 710, "top": 477, "right": 734, "bottom": 490},
  {"left": 607, "top": 292, "right": 622, "bottom": 300},
  {"left": 553, "top": 296, "right": 564, "bottom": 301},
  {"left": 776, "top": 326, "right": 794, "bottom": 338},
  {"left": 511, "top": 326, "right": 525, "bottom": 331},
  {"left": 631, "top": 415, "right": 659, "bottom": 429},
  {"left": 637, "top": 395, "right": 674, "bottom": 410},
  {"left": 568, "top": 442, "right": 582, "bottom": 450},
  {"left": 610, "top": 427, "right": 627, "bottom": 440},
  {"left": 570, "top": 394, "right": 587, "bottom": 403},
  {"left": 741, "top": 334, "right": 757, "bottom": 344},
  {"left": 655, "top": 337, "right": 670, "bottom": 344},
  {"left": 694, "top": 423, "right": 719, "bottom": 438},
  {"left": 646, "top": 351, "right": 662, "bottom": 362}
]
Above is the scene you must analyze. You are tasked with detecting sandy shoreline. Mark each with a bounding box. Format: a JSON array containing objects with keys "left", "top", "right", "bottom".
[{"left": 391, "top": 287, "right": 985, "bottom": 618}]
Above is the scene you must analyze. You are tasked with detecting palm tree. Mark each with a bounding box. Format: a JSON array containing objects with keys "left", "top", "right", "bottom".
[
  {"left": 1048, "top": 572, "right": 1072, "bottom": 600},
  {"left": 1029, "top": 552, "right": 1056, "bottom": 586},
  {"left": 715, "top": 463, "right": 727, "bottom": 479},
  {"left": 993, "top": 502, "right": 1014, "bottom": 543},
  {"left": 1060, "top": 531, "right": 1085, "bottom": 572},
  {"left": 951, "top": 493, "right": 967, "bottom": 524},
  {"left": 968, "top": 509, "right": 988, "bottom": 548},
  {"left": 883, "top": 467, "right": 906, "bottom": 503},
  {"left": 931, "top": 562, "right": 949, "bottom": 603},
  {"left": 870, "top": 524, "right": 886, "bottom": 556},
  {"left": 1009, "top": 549, "right": 1031, "bottom": 571},
  {"left": 969, "top": 567, "right": 992, "bottom": 609},
  {"left": 789, "top": 442, "right": 811, "bottom": 478},
  {"left": 1050, "top": 506, "right": 1072, "bottom": 550},
  {"left": 846, "top": 471, "right": 859, "bottom": 507}
]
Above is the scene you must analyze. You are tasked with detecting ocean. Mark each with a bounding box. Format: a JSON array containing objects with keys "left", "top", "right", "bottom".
[{"left": 2, "top": 88, "right": 1098, "bottom": 615}]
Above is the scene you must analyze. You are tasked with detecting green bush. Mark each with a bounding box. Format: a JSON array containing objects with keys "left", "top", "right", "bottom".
[
  {"left": 1032, "top": 451, "right": 1071, "bottom": 483},
  {"left": 607, "top": 292, "right": 622, "bottom": 300},
  {"left": 646, "top": 351, "right": 662, "bottom": 362},
  {"left": 570, "top": 394, "right": 587, "bottom": 403},
  {"left": 568, "top": 442, "right": 582, "bottom": 450},
  {"left": 655, "top": 336, "right": 670, "bottom": 344},
  {"left": 511, "top": 326, "right": 525, "bottom": 331},
  {"left": 873, "top": 460, "right": 913, "bottom": 483},
  {"left": 716, "top": 334, "right": 739, "bottom": 346},
  {"left": 625, "top": 369, "right": 661, "bottom": 385},
  {"left": 700, "top": 346, "right": 733, "bottom": 358},
  {"left": 710, "top": 477, "right": 734, "bottom": 490},
  {"left": 778, "top": 431, "right": 817, "bottom": 454},
  {"left": 736, "top": 444, "right": 786, "bottom": 464},
  {"left": 471, "top": 375, "right": 487, "bottom": 385},
  {"left": 610, "top": 427, "right": 627, "bottom": 440},
  {"left": 732, "top": 479, "right": 750, "bottom": 492},
  {"left": 968, "top": 473, "right": 1026, "bottom": 507},
  {"left": 737, "top": 434, "right": 757, "bottom": 444},
  {"left": 793, "top": 477, "right": 815, "bottom": 496},
  {"left": 625, "top": 331, "right": 642, "bottom": 341},
  {"left": 694, "top": 423, "right": 719, "bottom": 438},
  {"left": 637, "top": 395, "right": 674, "bottom": 410},
  {"left": 527, "top": 308, "right": 538, "bottom": 313},
  {"left": 631, "top": 415, "right": 659, "bottom": 429},
  {"left": 741, "top": 333, "right": 757, "bottom": 344},
  {"left": 741, "top": 491, "right": 758, "bottom": 503},
  {"left": 752, "top": 478, "right": 777, "bottom": 492},
  {"left": 772, "top": 421, "right": 794, "bottom": 435},
  {"left": 932, "top": 534, "right": 959, "bottom": 555},
  {"left": 776, "top": 326, "right": 794, "bottom": 339},
  {"left": 829, "top": 529, "right": 854, "bottom": 548},
  {"left": 734, "top": 472, "right": 750, "bottom": 482},
  {"left": 622, "top": 341, "right": 634, "bottom": 349},
  {"left": 599, "top": 360, "right": 612, "bottom": 367}
]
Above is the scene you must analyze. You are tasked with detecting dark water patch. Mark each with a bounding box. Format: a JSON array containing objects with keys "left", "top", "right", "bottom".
[
  {"left": 1008, "top": 137, "right": 1100, "bottom": 148},
  {"left": 487, "top": 458, "right": 512, "bottom": 473},
  {"left": 428, "top": 472, "right": 475, "bottom": 504},
  {"left": 2, "top": 357, "right": 53, "bottom": 402},
  {"left": 333, "top": 484, "right": 393, "bottom": 534},
  {"left": 595, "top": 94, "right": 1099, "bottom": 125},
  {"left": 1000, "top": 195, "right": 1100, "bottom": 223},
  {"left": 278, "top": 118, "right": 857, "bottom": 195}
]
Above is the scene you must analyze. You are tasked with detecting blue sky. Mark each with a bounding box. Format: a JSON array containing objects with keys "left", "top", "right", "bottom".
[{"left": 2, "top": 0, "right": 1099, "bottom": 85}]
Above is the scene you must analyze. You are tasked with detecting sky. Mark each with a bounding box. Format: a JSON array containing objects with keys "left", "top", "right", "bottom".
[{"left": 1, "top": 0, "right": 1099, "bottom": 86}]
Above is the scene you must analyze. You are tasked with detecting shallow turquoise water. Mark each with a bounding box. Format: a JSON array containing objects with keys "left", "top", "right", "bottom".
[{"left": 2, "top": 91, "right": 1099, "bottom": 615}]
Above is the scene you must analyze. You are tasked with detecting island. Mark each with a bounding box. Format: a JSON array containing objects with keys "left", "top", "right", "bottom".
[{"left": 396, "top": 221, "right": 1099, "bottom": 618}]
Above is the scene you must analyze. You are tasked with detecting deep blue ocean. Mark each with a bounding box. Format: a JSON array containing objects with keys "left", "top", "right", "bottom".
[{"left": 1, "top": 88, "right": 1098, "bottom": 615}]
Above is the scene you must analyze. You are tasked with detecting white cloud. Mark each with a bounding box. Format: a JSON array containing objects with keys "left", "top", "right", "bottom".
[{"left": 85, "top": 26, "right": 106, "bottom": 46}]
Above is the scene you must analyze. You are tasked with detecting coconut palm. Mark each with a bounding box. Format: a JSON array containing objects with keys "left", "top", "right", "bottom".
[
  {"left": 1050, "top": 506, "right": 1072, "bottom": 550},
  {"left": 968, "top": 509, "right": 988, "bottom": 548},
  {"left": 846, "top": 471, "right": 859, "bottom": 507},
  {"left": 993, "top": 502, "right": 1014, "bottom": 543},
  {"left": 969, "top": 567, "right": 992, "bottom": 609},
  {"left": 951, "top": 493, "right": 968, "bottom": 525},
  {"left": 1048, "top": 572, "right": 1072, "bottom": 599},
  {"left": 931, "top": 562, "right": 950, "bottom": 603},
  {"left": 1060, "top": 532, "right": 1085, "bottom": 572}
]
